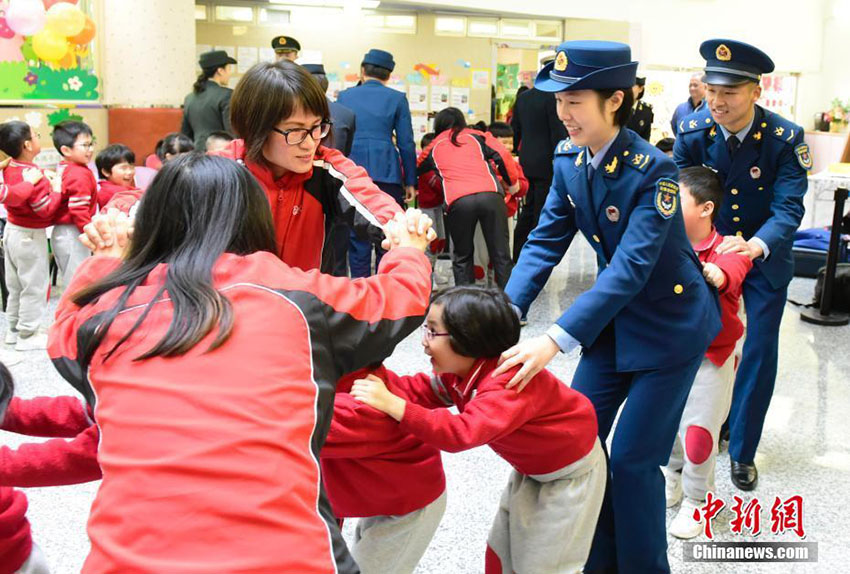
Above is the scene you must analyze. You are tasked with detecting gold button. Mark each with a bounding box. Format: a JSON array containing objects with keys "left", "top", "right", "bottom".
[
  {"left": 761, "top": 122, "right": 767, "bottom": 128},
  {"left": 733, "top": 216, "right": 741, "bottom": 222},
  {"left": 736, "top": 231, "right": 743, "bottom": 237},
  {"left": 623, "top": 151, "right": 630, "bottom": 156},
  {"left": 592, "top": 234, "right": 600, "bottom": 243},
  {"left": 674, "top": 284, "right": 684, "bottom": 294},
  {"left": 732, "top": 204, "right": 739, "bottom": 210},
  {"left": 758, "top": 186, "right": 764, "bottom": 191},
  {"left": 731, "top": 188, "right": 739, "bottom": 195}
]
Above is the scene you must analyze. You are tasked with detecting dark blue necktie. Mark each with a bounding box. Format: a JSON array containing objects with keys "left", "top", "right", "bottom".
[{"left": 726, "top": 135, "right": 740, "bottom": 159}]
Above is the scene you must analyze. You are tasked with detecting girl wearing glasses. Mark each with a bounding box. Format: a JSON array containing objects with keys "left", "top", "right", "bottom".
[{"left": 351, "top": 286, "right": 606, "bottom": 574}]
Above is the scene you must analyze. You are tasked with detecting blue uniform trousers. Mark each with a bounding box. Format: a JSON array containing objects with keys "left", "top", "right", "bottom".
[{"left": 574, "top": 327, "right": 703, "bottom": 574}]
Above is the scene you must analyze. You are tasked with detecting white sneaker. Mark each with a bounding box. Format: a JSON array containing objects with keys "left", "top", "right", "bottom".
[
  {"left": 15, "top": 333, "right": 48, "bottom": 352},
  {"left": 663, "top": 468, "right": 683, "bottom": 508},
  {"left": 670, "top": 497, "right": 705, "bottom": 539},
  {"left": 4, "top": 330, "right": 17, "bottom": 345}
]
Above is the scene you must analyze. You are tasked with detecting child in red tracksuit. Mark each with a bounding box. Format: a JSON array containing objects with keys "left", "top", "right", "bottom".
[
  {"left": 352, "top": 287, "right": 606, "bottom": 574},
  {"left": 95, "top": 144, "right": 139, "bottom": 210},
  {"left": 0, "top": 360, "right": 101, "bottom": 574},
  {"left": 321, "top": 365, "right": 446, "bottom": 574},
  {"left": 0, "top": 122, "right": 63, "bottom": 351},
  {"left": 52, "top": 121, "right": 96, "bottom": 287},
  {"left": 416, "top": 133, "right": 446, "bottom": 265},
  {"left": 664, "top": 166, "right": 753, "bottom": 539}
]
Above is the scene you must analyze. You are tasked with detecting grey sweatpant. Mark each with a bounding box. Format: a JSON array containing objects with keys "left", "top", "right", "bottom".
[
  {"left": 666, "top": 355, "right": 736, "bottom": 501},
  {"left": 487, "top": 437, "right": 607, "bottom": 574},
  {"left": 51, "top": 223, "right": 90, "bottom": 287},
  {"left": 4, "top": 223, "right": 49, "bottom": 337},
  {"left": 351, "top": 490, "right": 447, "bottom": 574}
]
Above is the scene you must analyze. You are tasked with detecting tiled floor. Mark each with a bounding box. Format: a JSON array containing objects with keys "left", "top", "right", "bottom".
[{"left": 4, "top": 237, "right": 849, "bottom": 573}]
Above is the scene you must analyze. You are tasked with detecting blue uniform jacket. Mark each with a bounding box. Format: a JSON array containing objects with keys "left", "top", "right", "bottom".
[
  {"left": 673, "top": 105, "right": 809, "bottom": 290},
  {"left": 506, "top": 128, "right": 721, "bottom": 372},
  {"left": 337, "top": 80, "right": 417, "bottom": 187}
]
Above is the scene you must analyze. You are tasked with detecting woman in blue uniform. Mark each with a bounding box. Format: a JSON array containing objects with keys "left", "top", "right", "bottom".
[{"left": 494, "top": 41, "right": 721, "bottom": 574}]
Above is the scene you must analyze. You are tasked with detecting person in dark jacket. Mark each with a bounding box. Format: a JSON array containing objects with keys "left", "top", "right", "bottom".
[
  {"left": 304, "top": 63, "right": 358, "bottom": 277},
  {"left": 181, "top": 50, "right": 236, "bottom": 150},
  {"left": 509, "top": 55, "right": 568, "bottom": 262},
  {"left": 627, "top": 76, "right": 654, "bottom": 141}
]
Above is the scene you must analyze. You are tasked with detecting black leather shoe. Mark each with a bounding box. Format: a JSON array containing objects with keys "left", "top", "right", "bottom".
[{"left": 731, "top": 460, "right": 758, "bottom": 491}]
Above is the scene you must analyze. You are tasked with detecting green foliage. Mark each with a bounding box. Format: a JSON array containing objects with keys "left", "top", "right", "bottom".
[
  {"left": 47, "top": 108, "right": 84, "bottom": 126},
  {"left": 0, "top": 61, "right": 35, "bottom": 100},
  {"left": 24, "top": 66, "right": 100, "bottom": 101}
]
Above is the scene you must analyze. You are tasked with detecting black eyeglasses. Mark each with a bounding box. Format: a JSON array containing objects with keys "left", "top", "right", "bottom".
[{"left": 272, "top": 121, "right": 332, "bottom": 145}]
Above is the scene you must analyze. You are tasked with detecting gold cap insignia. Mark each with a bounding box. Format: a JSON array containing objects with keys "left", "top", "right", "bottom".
[
  {"left": 716, "top": 44, "right": 731, "bottom": 61},
  {"left": 554, "top": 51, "right": 568, "bottom": 72}
]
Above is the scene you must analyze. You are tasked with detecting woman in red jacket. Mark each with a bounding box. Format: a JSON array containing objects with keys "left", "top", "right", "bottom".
[
  {"left": 48, "top": 153, "right": 434, "bottom": 574},
  {"left": 417, "top": 108, "right": 520, "bottom": 288}
]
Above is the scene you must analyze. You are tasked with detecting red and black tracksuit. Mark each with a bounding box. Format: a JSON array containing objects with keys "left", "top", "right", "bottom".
[
  {"left": 417, "top": 129, "right": 519, "bottom": 288},
  {"left": 47, "top": 246, "right": 431, "bottom": 574},
  {"left": 215, "top": 140, "right": 403, "bottom": 273}
]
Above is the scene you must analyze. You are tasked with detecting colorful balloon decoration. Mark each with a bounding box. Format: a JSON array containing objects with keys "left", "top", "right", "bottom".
[
  {"left": 6, "top": 0, "right": 46, "bottom": 36},
  {"left": 67, "top": 14, "right": 93, "bottom": 44},
  {"left": 44, "top": 1, "right": 84, "bottom": 37},
  {"left": 32, "top": 27, "right": 68, "bottom": 61}
]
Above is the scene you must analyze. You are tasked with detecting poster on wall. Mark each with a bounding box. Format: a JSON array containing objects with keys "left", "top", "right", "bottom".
[
  {"left": 411, "top": 114, "right": 430, "bottom": 140},
  {"left": 471, "top": 69, "right": 489, "bottom": 90},
  {"left": 408, "top": 84, "right": 428, "bottom": 112},
  {"left": 430, "top": 85, "right": 450, "bottom": 112},
  {"left": 236, "top": 46, "right": 259, "bottom": 75},
  {"left": 450, "top": 87, "right": 469, "bottom": 110},
  {"left": 0, "top": 0, "right": 100, "bottom": 102},
  {"left": 758, "top": 74, "right": 797, "bottom": 120},
  {"left": 259, "top": 47, "right": 276, "bottom": 63}
]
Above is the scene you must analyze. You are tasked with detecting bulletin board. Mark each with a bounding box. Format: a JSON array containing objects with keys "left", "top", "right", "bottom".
[{"left": 0, "top": 0, "right": 100, "bottom": 103}]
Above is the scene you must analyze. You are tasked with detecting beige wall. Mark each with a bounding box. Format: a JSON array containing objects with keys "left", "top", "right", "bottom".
[{"left": 102, "top": 0, "right": 196, "bottom": 106}]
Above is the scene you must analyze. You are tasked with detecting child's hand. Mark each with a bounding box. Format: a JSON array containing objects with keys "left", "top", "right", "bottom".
[
  {"left": 22, "top": 168, "right": 43, "bottom": 185},
  {"left": 381, "top": 209, "right": 436, "bottom": 252},
  {"left": 83, "top": 209, "right": 133, "bottom": 258},
  {"left": 0, "top": 157, "right": 10, "bottom": 170},
  {"left": 702, "top": 261, "right": 726, "bottom": 290},
  {"left": 506, "top": 181, "right": 520, "bottom": 196},
  {"left": 351, "top": 374, "right": 406, "bottom": 421}
]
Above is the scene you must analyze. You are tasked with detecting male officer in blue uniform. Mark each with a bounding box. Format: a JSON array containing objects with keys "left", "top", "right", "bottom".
[
  {"left": 338, "top": 48, "right": 417, "bottom": 277},
  {"left": 674, "top": 39, "right": 809, "bottom": 491},
  {"left": 497, "top": 40, "right": 721, "bottom": 574}
]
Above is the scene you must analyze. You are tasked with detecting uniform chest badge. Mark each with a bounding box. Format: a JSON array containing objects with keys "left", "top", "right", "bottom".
[
  {"left": 750, "top": 166, "right": 761, "bottom": 179},
  {"left": 655, "top": 178, "right": 679, "bottom": 219},
  {"left": 606, "top": 205, "right": 620, "bottom": 222}
]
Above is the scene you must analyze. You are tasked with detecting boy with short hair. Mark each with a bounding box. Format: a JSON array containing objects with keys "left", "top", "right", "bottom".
[
  {"left": 94, "top": 144, "right": 137, "bottom": 209},
  {"left": 664, "top": 166, "right": 753, "bottom": 539},
  {"left": 52, "top": 121, "right": 96, "bottom": 286},
  {"left": 204, "top": 131, "right": 234, "bottom": 154},
  {"left": 0, "top": 121, "right": 61, "bottom": 351}
]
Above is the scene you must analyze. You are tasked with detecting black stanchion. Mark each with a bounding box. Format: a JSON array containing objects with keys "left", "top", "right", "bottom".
[{"left": 801, "top": 187, "right": 849, "bottom": 326}]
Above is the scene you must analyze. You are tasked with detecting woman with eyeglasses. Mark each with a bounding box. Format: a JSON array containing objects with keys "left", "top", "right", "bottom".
[{"left": 217, "top": 60, "right": 403, "bottom": 273}]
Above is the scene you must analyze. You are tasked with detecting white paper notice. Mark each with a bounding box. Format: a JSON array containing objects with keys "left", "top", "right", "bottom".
[
  {"left": 259, "top": 47, "right": 276, "bottom": 63},
  {"left": 430, "top": 86, "right": 450, "bottom": 112},
  {"left": 408, "top": 85, "right": 428, "bottom": 112},
  {"left": 450, "top": 87, "right": 470, "bottom": 110},
  {"left": 237, "top": 46, "right": 259, "bottom": 74},
  {"left": 411, "top": 114, "right": 430, "bottom": 139}
]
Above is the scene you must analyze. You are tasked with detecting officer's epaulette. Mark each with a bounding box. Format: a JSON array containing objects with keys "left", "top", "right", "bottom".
[
  {"left": 554, "top": 139, "right": 580, "bottom": 155},
  {"left": 639, "top": 100, "right": 653, "bottom": 110},
  {"left": 622, "top": 148, "right": 654, "bottom": 173},
  {"left": 677, "top": 113, "right": 714, "bottom": 136},
  {"left": 763, "top": 110, "right": 801, "bottom": 145}
]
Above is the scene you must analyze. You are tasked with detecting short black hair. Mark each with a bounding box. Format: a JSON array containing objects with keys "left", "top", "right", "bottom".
[
  {"left": 95, "top": 144, "right": 135, "bottom": 179},
  {"left": 431, "top": 286, "right": 520, "bottom": 358},
  {"left": 420, "top": 132, "right": 435, "bottom": 149},
  {"left": 0, "top": 121, "right": 33, "bottom": 159},
  {"left": 487, "top": 121, "right": 513, "bottom": 139},
  {"left": 52, "top": 120, "right": 93, "bottom": 155},
  {"left": 679, "top": 166, "right": 724, "bottom": 221},
  {"left": 206, "top": 131, "right": 234, "bottom": 144},
  {"left": 156, "top": 133, "right": 194, "bottom": 161},
  {"left": 0, "top": 361, "right": 14, "bottom": 420},
  {"left": 362, "top": 63, "right": 390, "bottom": 81},
  {"left": 595, "top": 88, "right": 634, "bottom": 127},
  {"left": 655, "top": 137, "right": 675, "bottom": 153}
]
